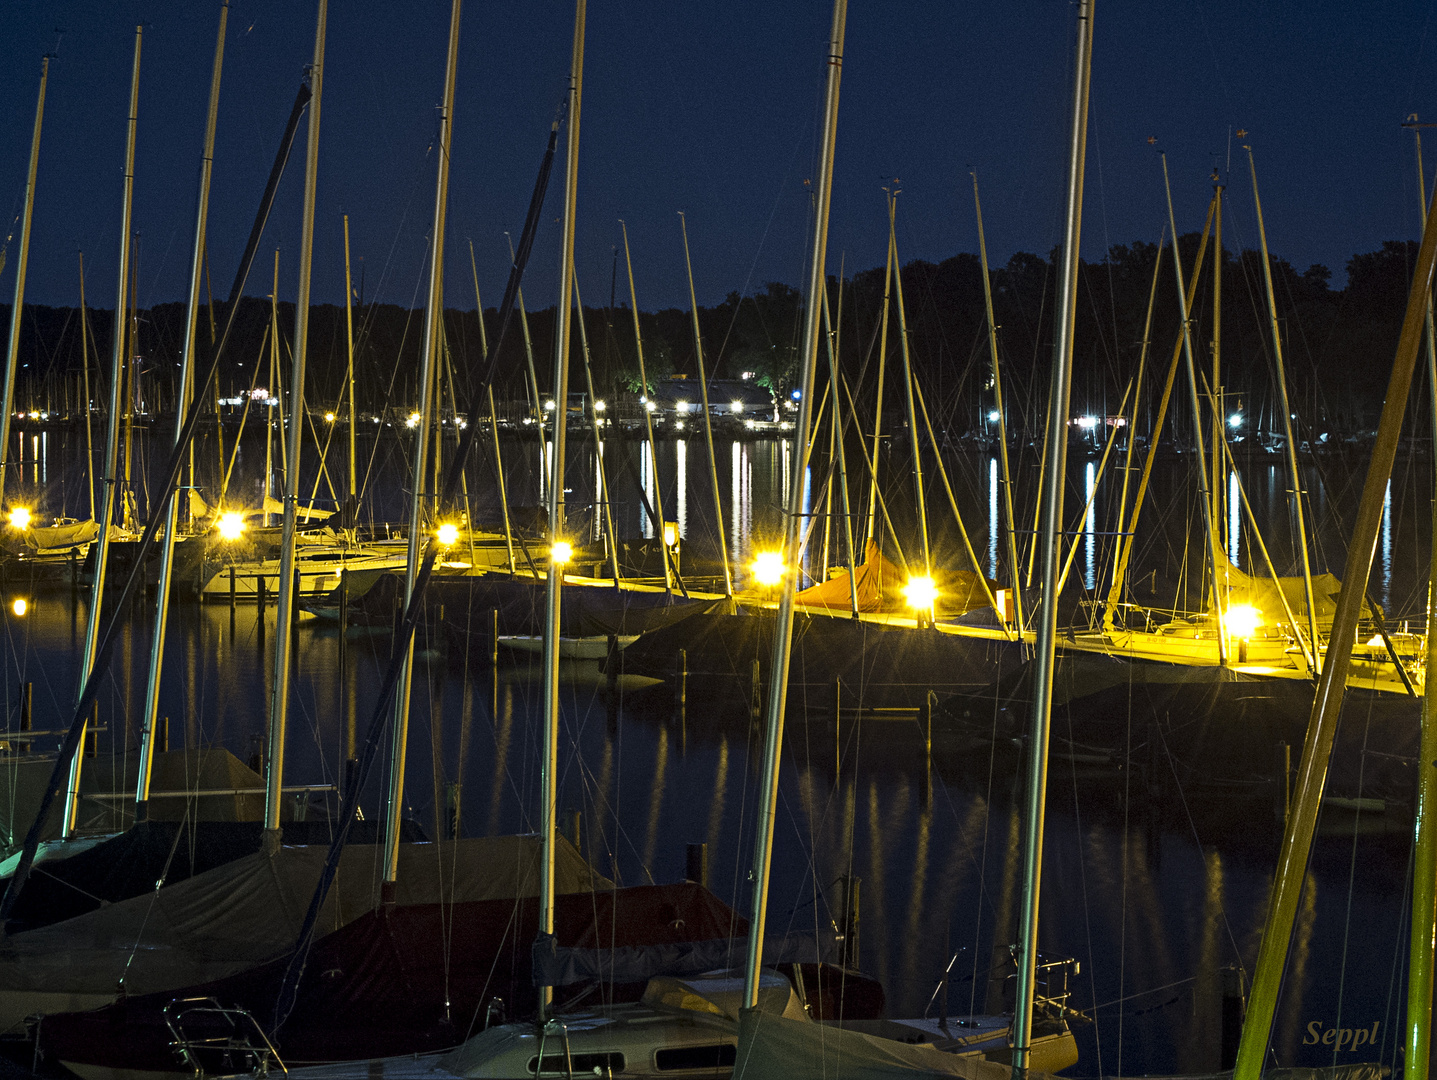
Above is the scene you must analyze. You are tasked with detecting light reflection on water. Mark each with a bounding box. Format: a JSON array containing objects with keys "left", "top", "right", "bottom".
[{"left": 0, "top": 426, "right": 1429, "bottom": 1076}]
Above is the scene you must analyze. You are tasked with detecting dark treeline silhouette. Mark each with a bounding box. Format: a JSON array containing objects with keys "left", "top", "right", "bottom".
[{"left": 0, "top": 233, "right": 1419, "bottom": 438}]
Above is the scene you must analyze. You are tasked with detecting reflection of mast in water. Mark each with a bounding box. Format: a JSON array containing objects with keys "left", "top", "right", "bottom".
[
  {"left": 641, "top": 724, "right": 670, "bottom": 876},
  {"left": 1085, "top": 460, "right": 1097, "bottom": 590},
  {"left": 899, "top": 784, "right": 932, "bottom": 1010},
  {"left": 731, "top": 441, "right": 752, "bottom": 568},
  {"left": 865, "top": 776, "right": 895, "bottom": 994},
  {"left": 640, "top": 441, "right": 656, "bottom": 539},
  {"left": 704, "top": 734, "right": 729, "bottom": 854},
  {"left": 675, "top": 439, "right": 688, "bottom": 539},
  {"left": 989, "top": 458, "right": 999, "bottom": 579},
  {"left": 1228, "top": 470, "right": 1241, "bottom": 567},
  {"left": 1381, "top": 479, "right": 1393, "bottom": 611},
  {"left": 592, "top": 728, "right": 615, "bottom": 879},
  {"left": 485, "top": 683, "right": 514, "bottom": 837}
]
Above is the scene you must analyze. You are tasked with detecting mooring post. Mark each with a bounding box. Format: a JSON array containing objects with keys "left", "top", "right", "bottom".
[
  {"left": 925, "top": 690, "right": 935, "bottom": 776},
  {"left": 1220, "top": 966, "right": 1246, "bottom": 1069},
  {"left": 750, "top": 658, "right": 762, "bottom": 725},
  {"left": 675, "top": 648, "right": 688, "bottom": 727},
  {"left": 836, "top": 874, "right": 861, "bottom": 968},
  {"left": 229, "top": 565, "right": 236, "bottom": 611},
  {"left": 158, "top": 714, "right": 169, "bottom": 754},
  {"left": 488, "top": 606, "right": 499, "bottom": 668},
  {"left": 686, "top": 842, "right": 709, "bottom": 888}
]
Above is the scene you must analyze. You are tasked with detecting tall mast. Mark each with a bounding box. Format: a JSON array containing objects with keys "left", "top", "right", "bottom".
[
  {"left": 122, "top": 248, "right": 137, "bottom": 530},
  {"left": 75, "top": 25, "right": 142, "bottom": 830},
  {"left": 573, "top": 272, "right": 621, "bottom": 585},
  {"left": 78, "top": 254, "right": 96, "bottom": 521},
  {"left": 343, "top": 213, "right": 358, "bottom": 518},
  {"left": 864, "top": 192, "right": 896, "bottom": 548},
  {"left": 1247, "top": 148, "right": 1320, "bottom": 671},
  {"left": 820, "top": 283, "right": 859, "bottom": 617},
  {"left": 133, "top": 2, "right": 228, "bottom": 825},
  {"left": 537, "top": 0, "right": 585, "bottom": 1022},
  {"left": 508, "top": 233, "right": 549, "bottom": 487},
  {"left": 742, "top": 0, "right": 845, "bottom": 1010},
  {"left": 384, "top": 0, "right": 461, "bottom": 886},
  {"left": 620, "top": 223, "right": 674, "bottom": 593},
  {"left": 0, "top": 56, "right": 49, "bottom": 514},
  {"left": 1113, "top": 229, "right": 1163, "bottom": 580},
  {"left": 1011, "top": 0, "right": 1092, "bottom": 1071},
  {"left": 1232, "top": 116, "right": 1437, "bottom": 1080},
  {"left": 973, "top": 172, "right": 1024, "bottom": 632},
  {"left": 468, "top": 240, "right": 516, "bottom": 575},
  {"left": 264, "top": 253, "right": 279, "bottom": 526},
  {"left": 1404, "top": 115, "right": 1437, "bottom": 1080},
  {"left": 678, "top": 213, "right": 733, "bottom": 596},
  {"left": 892, "top": 222, "right": 930, "bottom": 580},
  {"left": 1161, "top": 155, "right": 1227, "bottom": 664},
  {"left": 1211, "top": 184, "right": 1224, "bottom": 535},
  {"left": 265, "top": 0, "right": 327, "bottom": 842}
]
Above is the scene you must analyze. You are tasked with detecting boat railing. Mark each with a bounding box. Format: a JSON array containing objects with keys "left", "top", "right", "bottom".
[{"left": 162, "top": 996, "right": 287, "bottom": 1077}]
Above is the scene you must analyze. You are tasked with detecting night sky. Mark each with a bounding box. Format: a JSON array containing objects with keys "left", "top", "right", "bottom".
[{"left": 2, "top": 1, "right": 1436, "bottom": 320}]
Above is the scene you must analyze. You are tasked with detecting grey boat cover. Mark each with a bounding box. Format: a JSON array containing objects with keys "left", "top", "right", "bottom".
[
  {"left": 734, "top": 1008, "right": 1388, "bottom": 1080},
  {"left": 0, "top": 832, "right": 601, "bottom": 1033},
  {"left": 538, "top": 929, "right": 838, "bottom": 986}
]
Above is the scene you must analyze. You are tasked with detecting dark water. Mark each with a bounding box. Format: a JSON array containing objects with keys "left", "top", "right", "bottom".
[{"left": 2, "top": 421, "right": 1433, "bottom": 1076}]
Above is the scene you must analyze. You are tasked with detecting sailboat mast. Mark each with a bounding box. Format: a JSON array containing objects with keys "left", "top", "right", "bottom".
[
  {"left": 538, "top": 0, "right": 585, "bottom": 1021},
  {"left": 892, "top": 227, "right": 931, "bottom": 579},
  {"left": 573, "top": 272, "right": 621, "bottom": 585},
  {"left": 1406, "top": 117, "right": 1437, "bottom": 1080},
  {"left": 1211, "top": 184, "right": 1224, "bottom": 533},
  {"left": 1161, "top": 155, "right": 1227, "bottom": 663},
  {"left": 265, "top": 253, "right": 279, "bottom": 526},
  {"left": 820, "top": 284, "right": 859, "bottom": 617},
  {"left": 384, "top": 0, "right": 461, "bottom": 886},
  {"left": 78, "top": 254, "right": 96, "bottom": 521},
  {"left": 1011, "top": 0, "right": 1092, "bottom": 1071},
  {"left": 679, "top": 212, "right": 733, "bottom": 596},
  {"left": 76, "top": 25, "right": 142, "bottom": 793},
  {"left": 265, "top": 0, "right": 327, "bottom": 841},
  {"left": 0, "top": 56, "right": 48, "bottom": 514},
  {"left": 620, "top": 222, "right": 674, "bottom": 593},
  {"left": 1114, "top": 230, "right": 1162, "bottom": 568},
  {"left": 1247, "top": 148, "right": 1320, "bottom": 671},
  {"left": 973, "top": 172, "right": 1024, "bottom": 632},
  {"left": 1234, "top": 127, "right": 1437, "bottom": 1080},
  {"left": 132, "top": 1, "right": 229, "bottom": 825},
  {"left": 742, "top": 0, "right": 845, "bottom": 1010},
  {"left": 865, "top": 193, "right": 896, "bottom": 547},
  {"left": 343, "top": 213, "right": 358, "bottom": 512}
]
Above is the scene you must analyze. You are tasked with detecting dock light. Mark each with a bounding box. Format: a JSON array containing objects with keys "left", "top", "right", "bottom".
[
  {"left": 217, "top": 512, "right": 246, "bottom": 541},
  {"left": 406, "top": 411, "right": 421, "bottom": 429},
  {"left": 751, "top": 551, "right": 785, "bottom": 587},
  {"left": 745, "top": 419, "right": 757, "bottom": 430},
  {"left": 7, "top": 507, "right": 31, "bottom": 530},
  {"left": 544, "top": 400, "right": 556, "bottom": 412},
  {"left": 663, "top": 522, "right": 679, "bottom": 548},
  {"left": 904, "top": 575, "right": 938, "bottom": 611},
  {"left": 988, "top": 410, "right": 1001, "bottom": 423},
  {"left": 1229, "top": 413, "right": 1243, "bottom": 428},
  {"left": 436, "top": 522, "right": 459, "bottom": 547},
  {"left": 731, "top": 400, "right": 744, "bottom": 414},
  {"left": 593, "top": 399, "right": 606, "bottom": 413},
  {"left": 676, "top": 400, "right": 690, "bottom": 413},
  {"left": 644, "top": 400, "right": 657, "bottom": 413},
  {"left": 1075, "top": 415, "right": 1098, "bottom": 429},
  {"left": 11, "top": 598, "right": 26, "bottom": 618},
  {"left": 324, "top": 412, "right": 337, "bottom": 423},
  {"left": 1223, "top": 604, "right": 1261, "bottom": 639},
  {"left": 551, "top": 540, "right": 573, "bottom": 566}
]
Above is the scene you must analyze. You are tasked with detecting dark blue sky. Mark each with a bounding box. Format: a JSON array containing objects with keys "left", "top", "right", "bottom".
[{"left": 2, "top": 0, "right": 1436, "bottom": 317}]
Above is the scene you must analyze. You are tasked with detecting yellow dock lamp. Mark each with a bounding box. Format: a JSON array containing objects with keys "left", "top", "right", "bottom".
[
  {"left": 7, "top": 507, "right": 31, "bottom": 531},
  {"left": 662, "top": 521, "right": 681, "bottom": 577},
  {"left": 217, "top": 512, "right": 246, "bottom": 541},
  {"left": 11, "top": 598, "right": 27, "bottom": 618},
  {"left": 551, "top": 540, "right": 573, "bottom": 568},
  {"left": 751, "top": 550, "right": 785, "bottom": 598},
  {"left": 436, "top": 521, "right": 460, "bottom": 548},
  {"left": 1222, "top": 603, "right": 1262, "bottom": 663},
  {"left": 904, "top": 575, "right": 939, "bottom": 629}
]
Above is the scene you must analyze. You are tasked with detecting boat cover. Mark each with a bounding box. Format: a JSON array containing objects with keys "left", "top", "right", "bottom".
[
  {"left": 24, "top": 519, "right": 98, "bottom": 551},
  {"left": 734, "top": 1010, "right": 1388, "bottom": 1080},
  {"left": 796, "top": 541, "right": 996, "bottom": 617},
  {"left": 538, "top": 929, "right": 838, "bottom": 986},
  {"left": 1211, "top": 550, "right": 1374, "bottom": 628},
  {"left": 40, "top": 881, "right": 743, "bottom": 1066},
  {"left": 0, "top": 833, "right": 601, "bottom": 1032}
]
